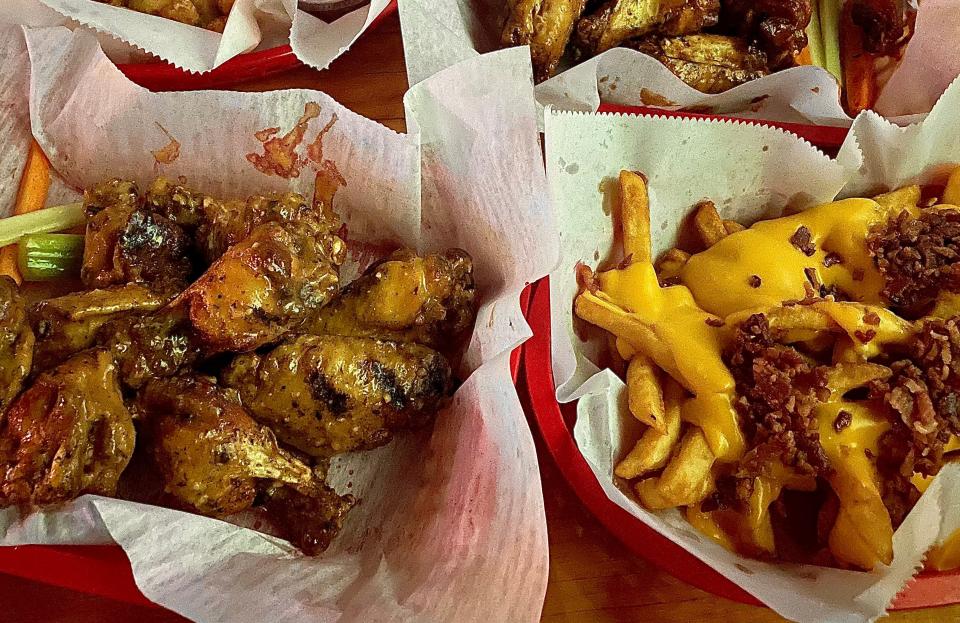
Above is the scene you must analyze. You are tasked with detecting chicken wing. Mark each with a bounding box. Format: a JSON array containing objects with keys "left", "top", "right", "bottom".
[
  {"left": 263, "top": 481, "right": 355, "bottom": 556},
  {"left": 850, "top": 0, "right": 905, "bottom": 54},
  {"left": 305, "top": 249, "right": 476, "bottom": 348},
  {"left": 0, "top": 349, "right": 134, "bottom": 506},
  {"left": 630, "top": 34, "right": 769, "bottom": 93},
  {"left": 502, "top": 0, "right": 588, "bottom": 82},
  {"left": 719, "top": 0, "right": 811, "bottom": 69},
  {"left": 221, "top": 335, "right": 453, "bottom": 457},
  {"left": 0, "top": 277, "right": 34, "bottom": 416},
  {"left": 139, "top": 376, "right": 326, "bottom": 516},
  {"left": 97, "top": 310, "right": 199, "bottom": 389},
  {"left": 30, "top": 283, "right": 170, "bottom": 372},
  {"left": 575, "top": 0, "right": 719, "bottom": 56},
  {"left": 174, "top": 221, "right": 344, "bottom": 354}
]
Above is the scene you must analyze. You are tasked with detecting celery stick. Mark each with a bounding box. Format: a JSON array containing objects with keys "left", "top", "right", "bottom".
[
  {"left": 820, "top": 0, "right": 843, "bottom": 83},
  {"left": 17, "top": 233, "right": 84, "bottom": 281},
  {"left": 0, "top": 202, "right": 85, "bottom": 248},
  {"left": 807, "top": 0, "right": 826, "bottom": 68}
]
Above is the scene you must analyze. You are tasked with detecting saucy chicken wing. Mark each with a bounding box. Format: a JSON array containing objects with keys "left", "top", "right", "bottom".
[
  {"left": 0, "top": 349, "right": 135, "bottom": 506},
  {"left": 575, "top": 0, "right": 720, "bottom": 55},
  {"left": 98, "top": 310, "right": 199, "bottom": 389},
  {"left": 30, "top": 284, "right": 170, "bottom": 373},
  {"left": 502, "top": 0, "right": 589, "bottom": 82},
  {"left": 222, "top": 335, "right": 453, "bottom": 457},
  {"left": 305, "top": 249, "right": 476, "bottom": 348},
  {"left": 630, "top": 33, "right": 769, "bottom": 93},
  {"left": 138, "top": 376, "right": 333, "bottom": 516},
  {"left": 263, "top": 481, "right": 355, "bottom": 556},
  {"left": 0, "top": 277, "right": 34, "bottom": 416}
]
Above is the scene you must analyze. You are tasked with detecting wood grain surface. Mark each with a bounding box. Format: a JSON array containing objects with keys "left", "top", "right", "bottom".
[{"left": 4, "top": 10, "right": 957, "bottom": 623}]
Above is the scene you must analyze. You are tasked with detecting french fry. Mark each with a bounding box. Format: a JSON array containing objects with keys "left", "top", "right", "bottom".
[
  {"left": 873, "top": 185, "right": 921, "bottom": 213},
  {"left": 827, "top": 459, "right": 894, "bottom": 569},
  {"left": 928, "top": 530, "right": 960, "bottom": 571},
  {"left": 840, "top": 3, "right": 876, "bottom": 116},
  {"left": 945, "top": 167, "right": 960, "bottom": 206},
  {"left": 1, "top": 141, "right": 52, "bottom": 284},
  {"left": 722, "top": 219, "right": 745, "bottom": 234},
  {"left": 615, "top": 379, "right": 682, "bottom": 479},
  {"left": 822, "top": 362, "right": 891, "bottom": 398},
  {"left": 618, "top": 170, "right": 651, "bottom": 263},
  {"left": 654, "top": 248, "right": 690, "bottom": 283},
  {"left": 693, "top": 201, "right": 727, "bottom": 248},
  {"left": 626, "top": 354, "right": 666, "bottom": 431},
  {"left": 636, "top": 428, "right": 715, "bottom": 509}
]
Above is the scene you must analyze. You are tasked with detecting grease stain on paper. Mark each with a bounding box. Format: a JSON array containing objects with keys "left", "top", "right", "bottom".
[{"left": 151, "top": 122, "right": 180, "bottom": 165}]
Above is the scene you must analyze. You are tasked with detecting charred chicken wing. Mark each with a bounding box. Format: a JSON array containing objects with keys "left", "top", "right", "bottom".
[
  {"left": 138, "top": 376, "right": 338, "bottom": 517},
  {"left": 221, "top": 335, "right": 453, "bottom": 457},
  {"left": 502, "top": 0, "right": 589, "bottom": 82},
  {"left": 305, "top": 249, "right": 476, "bottom": 348},
  {"left": 0, "top": 349, "right": 135, "bottom": 505},
  {"left": 263, "top": 480, "right": 355, "bottom": 556},
  {"left": 0, "top": 277, "right": 34, "bottom": 416},
  {"left": 98, "top": 310, "right": 199, "bottom": 389},
  {"left": 30, "top": 284, "right": 170, "bottom": 372}
]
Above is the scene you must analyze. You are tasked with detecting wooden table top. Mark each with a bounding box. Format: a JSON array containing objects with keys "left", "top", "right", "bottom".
[{"left": 2, "top": 11, "right": 956, "bottom": 623}]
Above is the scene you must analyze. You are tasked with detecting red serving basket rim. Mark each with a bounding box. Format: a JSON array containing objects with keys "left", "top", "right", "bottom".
[
  {"left": 524, "top": 101, "right": 960, "bottom": 609},
  {"left": 0, "top": 284, "right": 531, "bottom": 608},
  {"left": 116, "top": 0, "right": 397, "bottom": 91}
]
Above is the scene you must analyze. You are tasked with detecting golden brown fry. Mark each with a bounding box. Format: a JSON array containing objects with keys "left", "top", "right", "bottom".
[
  {"left": 822, "top": 362, "right": 891, "bottom": 398},
  {"left": 618, "top": 170, "right": 652, "bottom": 263},
  {"left": 722, "top": 219, "right": 745, "bottom": 234},
  {"left": 827, "top": 458, "right": 894, "bottom": 569},
  {"left": 873, "top": 185, "right": 920, "bottom": 212},
  {"left": 693, "top": 200, "right": 727, "bottom": 248},
  {"left": 626, "top": 354, "right": 665, "bottom": 431},
  {"left": 654, "top": 248, "right": 690, "bottom": 283},
  {"left": 635, "top": 427, "right": 714, "bottom": 508},
  {"left": 615, "top": 378, "right": 682, "bottom": 479}
]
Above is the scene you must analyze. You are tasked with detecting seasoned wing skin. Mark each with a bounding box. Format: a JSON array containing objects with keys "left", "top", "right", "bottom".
[
  {"left": 0, "top": 349, "right": 134, "bottom": 506},
  {"left": 305, "top": 249, "right": 476, "bottom": 348},
  {"left": 851, "top": 0, "right": 905, "bottom": 54},
  {"left": 574, "top": 0, "right": 719, "bottom": 56},
  {"left": 138, "top": 376, "right": 323, "bottom": 516},
  {"left": 630, "top": 34, "right": 769, "bottom": 93},
  {"left": 98, "top": 310, "right": 199, "bottom": 389},
  {"left": 145, "top": 177, "right": 339, "bottom": 264},
  {"left": 501, "top": 0, "right": 588, "bottom": 82},
  {"left": 83, "top": 178, "right": 140, "bottom": 214},
  {"left": 174, "top": 221, "right": 344, "bottom": 354},
  {"left": 30, "top": 284, "right": 170, "bottom": 373},
  {"left": 719, "top": 0, "right": 811, "bottom": 69},
  {"left": 221, "top": 335, "right": 453, "bottom": 457},
  {"left": 0, "top": 277, "right": 34, "bottom": 416},
  {"left": 264, "top": 483, "right": 355, "bottom": 556}
]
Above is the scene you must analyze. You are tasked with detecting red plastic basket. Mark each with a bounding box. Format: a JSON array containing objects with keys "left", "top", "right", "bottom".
[
  {"left": 523, "top": 105, "right": 960, "bottom": 611},
  {"left": 0, "top": 284, "right": 531, "bottom": 609},
  {"left": 116, "top": 0, "right": 397, "bottom": 91}
]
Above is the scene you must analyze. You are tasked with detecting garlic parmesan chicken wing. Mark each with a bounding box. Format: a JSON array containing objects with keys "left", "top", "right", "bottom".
[
  {"left": 98, "top": 310, "right": 199, "bottom": 389},
  {"left": 0, "top": 277, "right": 34, "bottom": 416},
  {"left": 502, "top": 0, "right": 588, "bottom": 82},
  {"left": 222, "top": 335, "right": 453, "bottom": 457},
  {"left": 306, "top": 249, "right": 476, "bottom": 347},
  {"left": 629, "top": 33, "right": 769, "bottom": 93},
  {"left": 575, "top": 0, "right": 720, "bottom": 56},
  {"left": 0, "top": 349, "right": 135, "bottom": 506},
  {"left": 30, "top": 283, "right": 171, "bottom": 373},
  {"left": 138, "top": 376, "right": 355, "bottom": 554}
]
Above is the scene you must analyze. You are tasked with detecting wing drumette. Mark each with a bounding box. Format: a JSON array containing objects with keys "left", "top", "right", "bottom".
[
  {"left": 501, "top": 0, "right": 589, "bottom": 82},
  {"left": 0, "top": 277, "right": 34, "bottom": 416},
  {"left": 221, "top": 335, "right": 453, "bottom": 457},
  {"left": 305, "top": 249, "right": 476, "bottom": 348},
  {"left": 0, "top": 349, "right": 135, "bottom": 506}
]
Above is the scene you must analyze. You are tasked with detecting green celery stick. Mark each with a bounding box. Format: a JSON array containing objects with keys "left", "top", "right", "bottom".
[
  {"left": 17, "top": 233, "right": 84, "bottom": 281},
  {"left": 820, "top": 0, "right": 843, "bottom": 83},
  {"left": 807, "top": 0, "right": 826, "bottom": 68},
  {"left": 0, "top": 202, "right": 85, "bottom": 248}
]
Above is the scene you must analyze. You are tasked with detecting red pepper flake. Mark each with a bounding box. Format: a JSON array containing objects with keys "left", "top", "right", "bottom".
[
  {"left": 790, "top": 226, "right": 816, "bottom": 256},
  {"left": 833, "top": 410, "right": 853, "bottom": 432},
  {"left": 748, "top": 275, "right": 762, "bottom": 288}
]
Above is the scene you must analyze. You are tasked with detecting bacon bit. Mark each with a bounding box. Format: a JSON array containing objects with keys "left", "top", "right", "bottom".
[
  {"left": 790, "top": 226, "right": 816, "bottom": 256},
  {"left": 833, "top": 409, "right": 853, "bottom": 432},
  {"left": 151, "top": 123, "right": 180, "bottom": 165},
  {"left": 660, "top": 276, "right": 682, "bottom": 287},
  {"left": 863, "top": 312, "right": 881, "bottom": 326},
  {"left": 853, "top": 268, "right": 865, "bottom": 281},
  {"left": 804, "top": 267, "right": 820, "bottom": 288},
  {"left": 246, "top": 102, "right": 321, "bottom": 179},
  {"left": 705, "top": 317, "right": 724, "bottom": 327},
  {"left": 748, "top": 275, "right": 762, "bottom": 288},
  {"left": 854, "top": 329, "right": 877, "bottom": 343},
  {"left": 823, "top": 252, "right": 844, "bottom": 267}
]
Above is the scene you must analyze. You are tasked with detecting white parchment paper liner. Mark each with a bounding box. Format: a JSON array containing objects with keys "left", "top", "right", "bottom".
[
  {"left": 398, "top": 0, "right": 960, "bottom": 126},
  {"left": 542, "top": 77, "right": 960, "bottom": 623},
  {"left": 0, "top": 25, "right": 552, "bottom": 623},
  {"left": 0, "top": 0, "right": 393, "bottom": 73}
]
